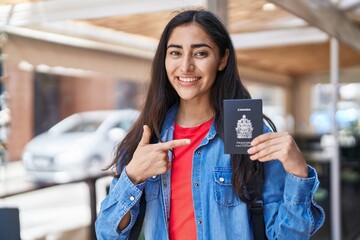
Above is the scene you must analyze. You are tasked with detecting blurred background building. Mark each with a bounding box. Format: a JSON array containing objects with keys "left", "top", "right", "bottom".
[{"left": 0, "top": 0, "right": 360, "bottom": 239}]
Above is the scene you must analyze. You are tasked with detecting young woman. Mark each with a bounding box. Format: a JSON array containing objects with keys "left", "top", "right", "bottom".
[{"left": 95, "top": 9, "right": 325, "bottom": 240}]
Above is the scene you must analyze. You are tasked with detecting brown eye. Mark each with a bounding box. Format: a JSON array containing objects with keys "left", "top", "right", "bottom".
[
  {"left": 170, "top": 51, "right": 181, "bottom": 56},
  {"left": 195, "top": 51, "right": 208, "bottom": 57}
]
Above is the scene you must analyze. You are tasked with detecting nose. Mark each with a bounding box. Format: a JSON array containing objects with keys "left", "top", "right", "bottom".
[{"left": 180, "top": 55, "right": 194, "bottom": 73}]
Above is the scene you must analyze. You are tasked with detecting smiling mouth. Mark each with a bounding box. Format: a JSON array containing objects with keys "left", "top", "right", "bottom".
[{"left": 178, "top": 77, "right": 201, "bottom": 82}]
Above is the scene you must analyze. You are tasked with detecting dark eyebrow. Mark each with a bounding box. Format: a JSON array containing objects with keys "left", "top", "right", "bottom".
[
  {"left": 167, "top": 43, "right": 212, "bottom": 49},
  {"left": 191, "top": 43, "right": 212, "bottom": 49},
  {"left": 167, "top": 44, "right": 182, "bottom": 49}
]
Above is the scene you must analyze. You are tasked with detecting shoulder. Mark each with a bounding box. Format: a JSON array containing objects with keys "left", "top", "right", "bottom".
[{"left": 162, "top": 104, "right": 178, "bottom": 128}]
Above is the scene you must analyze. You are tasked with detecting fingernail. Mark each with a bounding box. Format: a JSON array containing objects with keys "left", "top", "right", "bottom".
[
  {"left": 185, "top": 139, "right": 191, "bottom": 144},
  {"left": 247, "top": 148, "right": 253, "bottom": 154}
]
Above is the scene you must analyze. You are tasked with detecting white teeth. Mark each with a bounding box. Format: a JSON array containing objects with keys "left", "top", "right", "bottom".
[{"left": 178, "top": 77, "right": 199, "bottom": 82}]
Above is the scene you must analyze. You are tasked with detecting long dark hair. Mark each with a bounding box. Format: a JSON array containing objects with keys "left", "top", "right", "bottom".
[{"left": 109, "top": 9, "right": 274, "bottom": 204}]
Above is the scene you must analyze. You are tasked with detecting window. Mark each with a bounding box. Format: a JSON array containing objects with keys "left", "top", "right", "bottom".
[{"left": 310, "top": 83, "right": 360, "bottom": 134}]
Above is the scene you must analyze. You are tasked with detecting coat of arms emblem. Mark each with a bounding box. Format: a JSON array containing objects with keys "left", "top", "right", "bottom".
[{"left": 235, "top": 115, "right": 254, "bottom": 139}]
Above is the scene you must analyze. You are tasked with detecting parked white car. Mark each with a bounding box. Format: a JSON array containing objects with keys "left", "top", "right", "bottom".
[{"left": 22, "top": 109, "right": 139, "bottom": 183}]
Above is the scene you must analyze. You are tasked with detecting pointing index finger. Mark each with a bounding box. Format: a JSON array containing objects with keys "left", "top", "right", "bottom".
[{"left": 158, "top": 139, "right": 191, "bottom": 150}]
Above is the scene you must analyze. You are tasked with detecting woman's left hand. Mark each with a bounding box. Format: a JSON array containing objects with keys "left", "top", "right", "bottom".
[{"left": 247, "top": 132, "right": 308, "bottom": 178}]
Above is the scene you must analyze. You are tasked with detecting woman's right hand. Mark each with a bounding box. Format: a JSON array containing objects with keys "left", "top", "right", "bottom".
[{"left": 125, "top": 125, "right": 191, "bottom": 184}]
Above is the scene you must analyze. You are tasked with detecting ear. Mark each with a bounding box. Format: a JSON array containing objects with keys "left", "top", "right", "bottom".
[{"left": 218, "top": 49, "right": 230, "bottom": 71}]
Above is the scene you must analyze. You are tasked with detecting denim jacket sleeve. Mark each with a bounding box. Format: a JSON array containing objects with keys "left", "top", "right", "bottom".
[
  {"left": 263, "top": 161, "right": 325, "bottom": 239},
  {"left": 95, "top": 168, "right": 145, "bottom": 240}
]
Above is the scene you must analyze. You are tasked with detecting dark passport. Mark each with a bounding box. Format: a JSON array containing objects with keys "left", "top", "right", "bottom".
[{"left": 224, "top": 99, "right": 263, "bottom": 154}]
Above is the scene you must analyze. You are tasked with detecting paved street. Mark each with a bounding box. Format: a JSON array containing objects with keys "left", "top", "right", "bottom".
[{"left": 0, "top": 161, "right": 111, "bottom": 240}]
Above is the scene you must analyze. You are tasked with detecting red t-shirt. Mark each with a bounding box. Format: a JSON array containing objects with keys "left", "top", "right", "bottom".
[{"left": 169, "top": 117, "right": 213, "bottom": 240}]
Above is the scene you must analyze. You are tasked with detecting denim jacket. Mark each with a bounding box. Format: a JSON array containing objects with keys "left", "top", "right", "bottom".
[{"left": 95, "top": 105, "right": 325, "bottom": 240}]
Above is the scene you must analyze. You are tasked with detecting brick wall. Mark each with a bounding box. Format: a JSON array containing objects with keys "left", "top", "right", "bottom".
[
  {"left": 58, "top": 75, "right": 116, "bottom": 120},
  {"left": 6, "top": 65, "right": 34, "bottom": 161},
  {"left": 5, "top": 68, "right": 123, "bottom": 161}
]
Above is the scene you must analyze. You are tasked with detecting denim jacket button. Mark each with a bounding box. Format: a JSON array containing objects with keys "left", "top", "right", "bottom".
[
  {"left": 197, "top": 220, "right": 202, "bottom": 224},
  {"left": 196, "top": 151, "right": 201, "bottom": 155},
  {"left": 194, "top": 182, "right": 199, "bottom": 187},
  {"left": 219, "top": 177, "right": 225, "bottom": 182},
  {"left": 130, "top": 195, "right": 135, "bottom": 201}
]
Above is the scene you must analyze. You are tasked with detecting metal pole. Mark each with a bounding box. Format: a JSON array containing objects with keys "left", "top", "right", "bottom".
[
  {"left": 207, "top": 0, "right": 228, "bottom": 26},
  {"left": 86, "top": 178, "right": 98, "bottom": 240},
  {"left": 330, "top": 37, "right": 341, "bottom": 240}
]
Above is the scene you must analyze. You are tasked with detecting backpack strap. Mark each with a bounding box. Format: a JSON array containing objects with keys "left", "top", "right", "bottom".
[
  {"left": 128, "top": 193, "right": 146, "bottom": 240},
  {"left": 250, "top": 162, "right": 267, "bottom": 240},
  {"left": 250, "top": 115, "right": 276, "bottom": 240}
]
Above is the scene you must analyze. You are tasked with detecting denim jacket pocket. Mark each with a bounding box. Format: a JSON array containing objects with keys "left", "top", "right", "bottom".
[
  {"left": 145, "top": 175, "right": 161, "bottom": 201},
  {"left": 213, "top": 168, "right": 241, "bottom": 207}
]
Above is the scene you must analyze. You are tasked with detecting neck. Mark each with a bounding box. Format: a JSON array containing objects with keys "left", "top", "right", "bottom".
[{"left": 176, "top": 101, "right": 215, "bottom": 127}]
